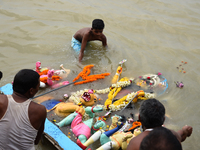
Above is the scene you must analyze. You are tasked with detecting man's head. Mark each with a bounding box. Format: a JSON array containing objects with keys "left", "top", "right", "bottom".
[
  {"left": 139, "top": 98, "right": 165, "bottom": 129},
  {"left": 91, "top": 19, "right": 105, "bottom": 36},
  {"left": 13, "top": 69, "right": 40, "bottom": 97},
  {"left": 0, "top": 71, "right": 3, "bottom": 80},
  {"left": 140, "top": 127, "right": 182, "bottom": 150}
]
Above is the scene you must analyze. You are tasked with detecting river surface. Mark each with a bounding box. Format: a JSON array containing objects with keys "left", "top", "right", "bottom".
[{"left": 0, "top": 0, "right": 200, "bottom": 150}]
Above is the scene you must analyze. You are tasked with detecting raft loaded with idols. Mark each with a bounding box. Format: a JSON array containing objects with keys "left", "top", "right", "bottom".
[
  {"left": 33, "top": 60, "right": 168, "bottom": 150},
  {"left": 1, "top": 60, "right": 168, "bottom": 150}
]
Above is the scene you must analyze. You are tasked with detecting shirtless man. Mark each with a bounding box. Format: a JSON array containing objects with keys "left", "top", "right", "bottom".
[
  {"left": 140, "top": 127, "right": 183, "bottom": 150},
  {"left": 0, "top": 69, "right": 47, "bottom": 150},
  {"left": 71, "top": 19, "right": 107, "bottom": 62},
  {"left": 127, "top": 98, "right": 193, "bottom": 150}
]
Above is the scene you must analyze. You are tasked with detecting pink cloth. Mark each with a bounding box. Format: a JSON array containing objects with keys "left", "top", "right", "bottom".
[{"left": 71, "top": 113, "right": 91, "bottom": 139}]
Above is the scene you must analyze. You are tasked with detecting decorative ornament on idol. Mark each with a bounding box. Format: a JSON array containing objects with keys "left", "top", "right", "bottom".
[{"left": 88, "top": 89, "right": 94, "bottom": 94}]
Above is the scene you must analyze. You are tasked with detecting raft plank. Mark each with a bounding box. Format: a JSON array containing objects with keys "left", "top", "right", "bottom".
[{"left": 44, "top": 118, "right": 81, "bottom": 150}]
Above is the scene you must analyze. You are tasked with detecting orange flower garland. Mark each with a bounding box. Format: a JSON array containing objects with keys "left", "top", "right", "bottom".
[
  {"left": 38, "top": 69, "right": 49, "bottom": 76},
  {"left": 73, "top": 65, "right": 110, "bottom": 85},
  {"left": 40, "top": 76, "right": 61, "bottom": 83}
]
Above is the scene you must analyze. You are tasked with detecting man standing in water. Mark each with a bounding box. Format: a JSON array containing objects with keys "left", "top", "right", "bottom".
[
  {"left": 71, "top": 19, "right": 107, "bottom": 62},
  {"left": 0, "top": 69, "right": 47, "bottom": 150},
  {"left": 127, "top": 98, "right": 192, "bottom": 150}
]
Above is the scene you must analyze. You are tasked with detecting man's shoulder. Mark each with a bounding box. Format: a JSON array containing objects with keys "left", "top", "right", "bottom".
[
  {"left": 30, "top": 101, "right": 46, "bottom": 115},
  {"left": 74, "top": 27, "right": 91, "bottom": 40},
  {"left": 29, "top": 101, "right": 46, "bottom": 130},
  {"left": 101, "top": 33, "right": 107, "bottom": 39},
  {"left": 127, "top": 132, "right": 148, "bottom": 150},
  {"left": 129, "top": 134, "right": 141, "bottom": 144},
  {"left": 0, "top": 94, "right": 7, "bottom": 105},
  {"left": 0, "top": 94, "right": 6, "bottom": 99},
  {"left": 78, "top": 27, "right": 91, "bottom": 35}
]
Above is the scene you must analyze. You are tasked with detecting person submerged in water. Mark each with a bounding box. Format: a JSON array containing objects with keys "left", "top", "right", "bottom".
[{"left": 71, "top": 19, "right": 107, "bottom": 62}]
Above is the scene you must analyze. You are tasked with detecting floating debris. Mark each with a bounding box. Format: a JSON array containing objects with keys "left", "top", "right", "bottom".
[
  {"left": 176, "top": 61, "right": 188, "bottom": 73},
  {"left": 174, "top": 81, "right": 184, "bottom": 88}
]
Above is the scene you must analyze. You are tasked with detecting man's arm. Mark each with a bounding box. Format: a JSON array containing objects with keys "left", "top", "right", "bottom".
[
  {"left": 79, "top": 34, "right": 89, "bottom": 62},
  {"left": 127, "top": 137, "right": 139, "bottom": 150},
  {"left": 171, "top": 125, "right": 193, "bottom": 143},
  {"left": 101, "top": 34, "right": 107, "bottom": 47},
  {"left": 34, "top": 105, "right": 47, "bottom": 145},
  {"left": 127, "top": 132, "right": 149, "bottom": 150},
  {"left": 127, "top": 135, "right": 143, "bottom": 150}
]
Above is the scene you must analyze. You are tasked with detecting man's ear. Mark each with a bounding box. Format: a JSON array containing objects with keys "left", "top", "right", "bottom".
[{"left": 29, "top": 88, "right": 34, "bottom": 96}]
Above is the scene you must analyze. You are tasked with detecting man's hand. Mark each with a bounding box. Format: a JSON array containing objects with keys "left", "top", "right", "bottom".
[
  {"left": 177, "top": 125, "right": 193, "bottom": 142},
  {"left": 182, "top": 125, "right": 193, "bottom": 137}
]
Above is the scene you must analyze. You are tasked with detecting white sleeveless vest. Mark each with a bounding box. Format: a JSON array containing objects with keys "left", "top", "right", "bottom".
[{"left": 0, "top": 95, "right": 37, "bottom": 150}]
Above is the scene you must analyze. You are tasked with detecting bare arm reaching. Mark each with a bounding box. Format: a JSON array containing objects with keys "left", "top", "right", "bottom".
[
  {"left": 101, "top": 34, "right": 107, "bottom": 47},
  {"left": 79, "top": 33, "right": 89, "bottom": 62},
  {"left": 171, "top": 125, "right": 193, "bottom": 143}
]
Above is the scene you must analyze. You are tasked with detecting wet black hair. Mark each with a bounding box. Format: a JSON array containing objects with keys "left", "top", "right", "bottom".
[
  {"left": 140, "top": 127, "right": 182, "bottom": 150},
  {"left": 13, "top": 69, "right": 40, "bottom": 94},
  {"left": 139, "top": 98, "right": 165, "bottom": 128},
  {"left": 0, "top": 71, "right": 2, "bottom": 80},
  {"left": 92, "top": 19, "right": 105, "bottom": 30}
]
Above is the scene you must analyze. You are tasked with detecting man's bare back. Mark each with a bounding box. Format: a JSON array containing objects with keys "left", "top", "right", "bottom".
[
  {"left": 74, "top": 27, "right": 106, "bottom": 43},
  {"left": 127, "top": 99, "right": 193, "bottom": 150},
  {"left": 127, "top": 126, "right": 192, "bottom": 150}
]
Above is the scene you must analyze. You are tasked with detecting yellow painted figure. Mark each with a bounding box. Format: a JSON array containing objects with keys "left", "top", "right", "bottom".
[
  {"left": 49, "top": 90, "right": 97, "bottom": 117},
  {"left": 112, "top": 66, "right": 123, "bottom": 84}
]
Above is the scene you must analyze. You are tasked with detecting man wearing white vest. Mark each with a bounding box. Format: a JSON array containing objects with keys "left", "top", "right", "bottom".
[{"left": 0, "top": 69, "right": 46, "bottom": 150}]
